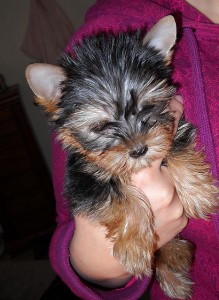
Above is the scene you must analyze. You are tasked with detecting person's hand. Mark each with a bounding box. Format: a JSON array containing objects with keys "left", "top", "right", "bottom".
[
  {"left": 69, "top": 95, "right": 186, "bottom": 287},
  {"left": 169, "top": 94, "right": 184, "bottom": 134},
  {"left": 70, "top": 215, "right": 133, "bottom": 288},
  {"left": 131, "top": 158, "right": 188, "bottom": 249}
]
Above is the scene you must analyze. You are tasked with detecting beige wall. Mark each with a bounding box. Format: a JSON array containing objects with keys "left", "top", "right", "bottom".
[{"left": 0, "top": 0, "right": 95, "bottom": 169}]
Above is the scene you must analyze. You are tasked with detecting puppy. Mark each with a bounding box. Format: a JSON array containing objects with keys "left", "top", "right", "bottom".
[{"left": 26, "top": 16, "right": 218, "bottom": 299}]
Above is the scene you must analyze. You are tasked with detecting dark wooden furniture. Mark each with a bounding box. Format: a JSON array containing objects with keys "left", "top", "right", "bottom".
[{"left": 0, "top": 85, "right": 56, "bottom": 256}]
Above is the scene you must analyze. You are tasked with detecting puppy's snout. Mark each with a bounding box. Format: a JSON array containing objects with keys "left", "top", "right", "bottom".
[{"left": 130, "top": 144, "right": 148, "bottom": 158}]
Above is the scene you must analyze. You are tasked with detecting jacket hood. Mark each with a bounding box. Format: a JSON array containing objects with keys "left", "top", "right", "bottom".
[{"left": 66, "top": 0, "right": 219, "bottom": 50}]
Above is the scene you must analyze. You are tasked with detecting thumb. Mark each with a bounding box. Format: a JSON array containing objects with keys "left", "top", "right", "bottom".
[{"left": 169, "top": 95, "right": 184, "bottom": 134}]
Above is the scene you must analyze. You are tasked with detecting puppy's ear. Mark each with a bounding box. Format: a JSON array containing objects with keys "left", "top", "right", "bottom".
[
  {"left": 143, "top": 15, "right": 176, "bottom": 59},
  {"left": 25, "top": 63, "right": 66, "bottom": 115}
]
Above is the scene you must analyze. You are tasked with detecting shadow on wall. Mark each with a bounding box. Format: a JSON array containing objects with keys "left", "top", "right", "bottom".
[
  {"left": 0, "top": 0, "right": 95, "bottom": 170},
  {"left": 21, "top": 0, "right": 74, "bottom": 64}
]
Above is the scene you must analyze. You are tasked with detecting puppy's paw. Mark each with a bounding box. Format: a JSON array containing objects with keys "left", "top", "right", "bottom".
[
  {"left": 156, "top": 267, "right": 193, "bottom": 299},
  {"left": 155, "top": 238, "right": 194, "bottom": 299},
  {"left": 113, "top": 233, "right": 155, "bottom": 277}
]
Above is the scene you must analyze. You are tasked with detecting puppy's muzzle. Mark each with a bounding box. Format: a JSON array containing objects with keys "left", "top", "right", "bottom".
[{"left": 130, "top": 144, "right": 148, "bottom": 158}]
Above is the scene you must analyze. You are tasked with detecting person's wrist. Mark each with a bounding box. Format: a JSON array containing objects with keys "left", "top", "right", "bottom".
[{"left": 70, "top": 215, "right": 132, "bottom": 287}]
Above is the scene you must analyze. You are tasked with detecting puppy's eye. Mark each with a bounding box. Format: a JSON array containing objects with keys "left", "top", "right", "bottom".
[
  {"left": 141, "top": 116, "right": 157, "bottom": 127},
  {"left": 139, "top": 105, "right": 157, "bottom": 127},
  {"left": 148, "top": 116, "right": 157, "bottom": 126},
  {"left": 91, "top": 121, "right": 106, "bottom": 132},
  {"left": 91, "top": 121, "right": 115, "bottom": 133}
]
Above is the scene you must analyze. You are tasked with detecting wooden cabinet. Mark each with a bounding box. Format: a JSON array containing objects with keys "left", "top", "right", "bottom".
[{"left": 0, "top": 85, "right": 56, "bottom": 255}]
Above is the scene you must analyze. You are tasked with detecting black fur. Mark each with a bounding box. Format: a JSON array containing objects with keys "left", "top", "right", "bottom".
[
  {"left": 65, "top": 151, "right": 123, "bottom": 215},
  {"left": 57, "top": 31, "right": 173, "bottom": 128}
]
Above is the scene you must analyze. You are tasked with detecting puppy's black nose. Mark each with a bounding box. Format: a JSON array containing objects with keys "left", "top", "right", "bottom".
[{"left": 130, "top": 145, "right": 148, "bottom": 158}]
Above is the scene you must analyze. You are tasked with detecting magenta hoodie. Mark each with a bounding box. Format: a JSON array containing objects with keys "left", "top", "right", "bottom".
[{"left": 49, "top": 1, "right": 219, "bottom": 299}]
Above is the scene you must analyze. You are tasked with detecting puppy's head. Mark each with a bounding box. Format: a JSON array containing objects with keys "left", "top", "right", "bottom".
[{"left": 26, "top": 16, "right": 178, "bottom": 175}]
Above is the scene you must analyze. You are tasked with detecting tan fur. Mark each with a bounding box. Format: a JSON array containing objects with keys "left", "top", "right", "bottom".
[
  {"left": 35, "top": 96, "right": 61, "bottom": 119},
  {"left": 167, "top": 142, "right": 218, "bottom": 219},
  {"left": 58, "top": 127, "right": 87, "bottom": 153},
  {"left": 58, "top": 124, "right": 174, "bottom": 176},
  {"left": 99, "top": 184, "right": 156, "bottom": 276},
  {"left": 155, "top": 238, "right": 194, "bottom": 299}
]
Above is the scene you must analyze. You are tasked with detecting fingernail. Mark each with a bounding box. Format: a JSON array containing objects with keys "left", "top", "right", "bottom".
[{"left": 174, "top": 95, "right": 183, "bottom": 104}]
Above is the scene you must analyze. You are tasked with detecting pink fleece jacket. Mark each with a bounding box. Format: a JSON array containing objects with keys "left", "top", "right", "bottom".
[{"left": 49, "top": 1, "right": 219, "bottom": 299}]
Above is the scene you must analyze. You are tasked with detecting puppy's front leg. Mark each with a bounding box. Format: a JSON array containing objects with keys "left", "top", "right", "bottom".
[
  {"left": 100, "top": 185, "right": 156, "bottom": 277},
  {"left": 167, "top": 145, "right": 218, "bottom": 219}
]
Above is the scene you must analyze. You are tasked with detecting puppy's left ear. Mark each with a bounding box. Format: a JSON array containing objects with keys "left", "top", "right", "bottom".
[
  {"left": 143, "top": 15, "right": 176, "bottom": 60},
  {"left": 25, "top": 63, "right": 66, "bottom": 116}
]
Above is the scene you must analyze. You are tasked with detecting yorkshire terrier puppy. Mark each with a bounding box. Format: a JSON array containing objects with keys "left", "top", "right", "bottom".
[{"left": 26, "top": 16, "right": 218, "bottom": 299}]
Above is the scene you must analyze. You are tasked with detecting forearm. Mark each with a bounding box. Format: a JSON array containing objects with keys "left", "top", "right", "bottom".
[{"left": 69, "top": 215, "right": 133, "bottom": 288}]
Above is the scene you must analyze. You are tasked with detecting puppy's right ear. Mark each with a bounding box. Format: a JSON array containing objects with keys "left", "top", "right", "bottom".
[
  {"left": 143, "top": 15, "right": 176, "bottom": 62},
  {"left": 25, "top": 63, "right": 66, "bottom": 115}
]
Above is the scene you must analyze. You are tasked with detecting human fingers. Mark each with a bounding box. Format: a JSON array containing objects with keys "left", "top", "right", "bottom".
[
  {"left": 169, "top": 95, "right": 184, "bottom": 134},
  {"left": 131, "top": 161, "right": 188, "bottom": 248},
  {"left": 131, "top": 161, "right": 175, "bottom": 212}
]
